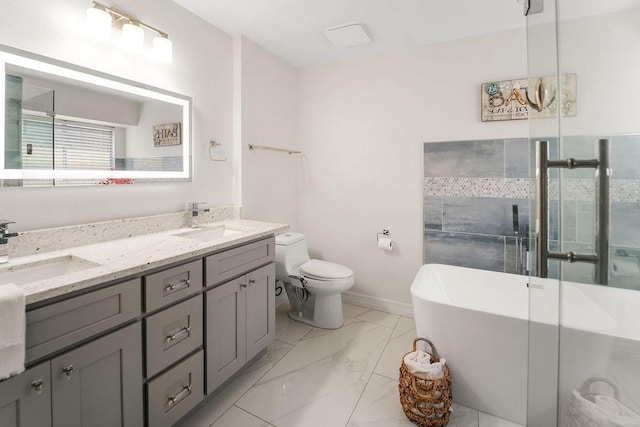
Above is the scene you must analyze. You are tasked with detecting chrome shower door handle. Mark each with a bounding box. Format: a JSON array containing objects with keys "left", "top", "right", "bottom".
[
  {"left": 535, "top": 140, "right": 550, "bottom": 278},
  {"left": 535, "top": 139, "right": 610, "bottom": 284}
]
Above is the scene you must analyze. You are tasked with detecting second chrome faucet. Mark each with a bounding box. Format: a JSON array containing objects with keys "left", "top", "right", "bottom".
[{"left": 188, "top": 202, "right": 210, "bottom": 228}]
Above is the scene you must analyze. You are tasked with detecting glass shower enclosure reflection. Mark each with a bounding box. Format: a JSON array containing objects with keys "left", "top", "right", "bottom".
[
  {"left": 4, "top": 74, "right": 55, "bottom": 186},
  {"left": 526, "top": 1, "right": 640, "bottom": 426}
]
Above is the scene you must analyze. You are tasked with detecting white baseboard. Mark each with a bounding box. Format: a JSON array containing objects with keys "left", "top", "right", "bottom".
[{"left": 342, "top": 291, "right": 414, "bottom": 318}]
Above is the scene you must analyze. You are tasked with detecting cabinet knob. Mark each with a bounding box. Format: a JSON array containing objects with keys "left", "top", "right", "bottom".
[
  {"left": 63, "top": 365, "right": 74, "bottom": 379},
  {"left": 240, "top": 283, "right": 247, "bottom": 289},
  {"left": 31, "top": 379, "right": 44, "bottom": 394},
  {"left": 248, "top": 279, "right": 256, "bottom": 287}
]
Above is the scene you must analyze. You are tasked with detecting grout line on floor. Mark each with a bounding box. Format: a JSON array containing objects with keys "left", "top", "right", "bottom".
[
  {"left": 224, "top": 337, "right": 300, "bottom": 423},
  {"left": 234, "top": 405, "right": 276, "bottom": 427},
  {"left": 346, "top": 323, "right": 397, "bottom": 426},
  {"left": 207, "top": 404, "right": 233, "bottom": 427}
]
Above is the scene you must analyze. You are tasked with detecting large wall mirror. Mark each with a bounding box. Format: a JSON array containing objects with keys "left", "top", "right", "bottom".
[{"left": 0, "top": 45, "right": 192, "bottom": 186}]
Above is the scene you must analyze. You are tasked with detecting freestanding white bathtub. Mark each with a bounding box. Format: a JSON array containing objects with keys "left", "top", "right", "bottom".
[{"left": 411, "top": 264, "right": 640, "bottom": 427}]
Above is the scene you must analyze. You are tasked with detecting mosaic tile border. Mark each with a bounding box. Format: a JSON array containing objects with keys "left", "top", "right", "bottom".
[
  {"left": 424, "top": 177, "right": 531, "bottom": 199},
  {"left": 424, "top": 177, "right": 640, "bottom": 203}
]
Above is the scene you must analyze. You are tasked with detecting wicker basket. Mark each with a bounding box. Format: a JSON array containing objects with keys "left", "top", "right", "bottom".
[{"left": 398, "top": 337, "right": 453, "bottom": 427}]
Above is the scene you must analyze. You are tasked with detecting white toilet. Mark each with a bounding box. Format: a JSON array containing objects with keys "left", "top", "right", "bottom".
[{"left": 275, "top": 232, "right": 354, "bottom": 329}]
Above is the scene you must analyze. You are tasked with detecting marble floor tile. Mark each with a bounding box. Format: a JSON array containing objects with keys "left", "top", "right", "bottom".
[
  {"left": 210, "top": 406, "right": 273, "bottom": 427},
  {"left": 343, "top": 303, "right": 372, "bottom": 318},
  {"left": 236, "top": 319, "right": 393, "bottom": 427},
  {"left": 275, "top": 309, "right": 313, "bottom": 345},
  {"left": 374, "top": 317, "right": 417, "bottom": 380},
  {"left": 478, "top": 411, "right": 524, "bottom": 427},
  {"left": 302, "top": 315, "right": 360, "bottom": 341},
  {"left": 348, "top": 374, "right": 479, "bottom": 427},
  {"left": 345, "top": 306, "right": 400, "bottom": 329},
  {"left": 181, "top": 302, "right": 524, "bottom": 427},
  {"left": 178, "top": 340, "right": 292, "bottom": 427},
  {"left": 356, "top": 310, "right": 400, "bottom": 329}
]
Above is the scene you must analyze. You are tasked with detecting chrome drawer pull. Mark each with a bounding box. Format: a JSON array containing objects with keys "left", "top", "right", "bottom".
[
  {"left": 62, "top": 365, "right": 74, "bottom": 379},
  {"left": 166, "top": 326, "right": 192, "bottom": 342},
  {"left": 31, "top": 379, "right": 44, "bottom": 394},
  {"left": 167, "top": 384, "right": 192, "bottom": 407},
  {"left": 165, "top": 279, "right": 191, "bottom": 293}
]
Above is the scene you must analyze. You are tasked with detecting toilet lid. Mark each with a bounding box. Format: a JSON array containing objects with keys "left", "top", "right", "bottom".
[{"left": 299, "top": 259, "right": 353, "bottom": 280}]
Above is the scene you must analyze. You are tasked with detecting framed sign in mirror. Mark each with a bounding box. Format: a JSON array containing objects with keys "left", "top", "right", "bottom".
[{"left": 0, "top": 44, "right": 192, "bottom": 186}]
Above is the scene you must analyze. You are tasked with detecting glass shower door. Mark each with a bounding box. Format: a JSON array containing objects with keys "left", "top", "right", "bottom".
[{"left": 526, "top": 1, "right": 640, "bottom": 426}]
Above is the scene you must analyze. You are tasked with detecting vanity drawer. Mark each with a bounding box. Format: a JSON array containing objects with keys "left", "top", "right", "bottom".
[
  {"left": 145, "top": 259, "right": 202, "bottom": 312},
  {"left": 145, "top": 295, "right": 203, "bottom": 378},
  {"left": 205, "top": 236, "right": 275, "bottom": 287},
  {"left": 26, "top": 279, "right": 141, "bottom": 363},
  {"left": 147, "top": 350, "right": 204, "bottom": 427}
]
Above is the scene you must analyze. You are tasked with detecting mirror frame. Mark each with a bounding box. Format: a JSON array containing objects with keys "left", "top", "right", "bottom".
[{"left": 0, "top": 44, "right": 192, "bottom": 183}]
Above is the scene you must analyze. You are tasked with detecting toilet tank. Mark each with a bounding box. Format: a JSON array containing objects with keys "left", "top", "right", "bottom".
[{"left": 275, "top": 232, "right": 311, "bottom": 280}]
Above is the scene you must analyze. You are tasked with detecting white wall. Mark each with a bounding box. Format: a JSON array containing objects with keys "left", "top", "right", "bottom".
[
  {"left": 296, "top": 28, "right": 528, "bottom": 304},
  {"left": 238, "top": 37, "right": 298, "bottom": 228},
  {"left": 558, "top": 8, "right": 640, "bottom": 136},
  {"left": 1, "top": 0, "right": 234, "bottom": 231}
]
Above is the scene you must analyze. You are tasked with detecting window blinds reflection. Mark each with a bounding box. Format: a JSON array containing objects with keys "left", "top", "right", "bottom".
[{"left": 21, "top": 115, "right": 115, "bottom": 186}]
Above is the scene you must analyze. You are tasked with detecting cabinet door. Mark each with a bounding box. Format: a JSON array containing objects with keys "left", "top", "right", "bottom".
[
  {"left": 51, "top": 322, "right": 143, "bottom": 427},
  {"left": 246, "top": 263, "right": 276, "bottom": 361},
  {"left": 0, "top": 363, "right": 51, "bottom": 427},
  {"left": 206, "top": 277, "right": 246, "bottom": 393}
]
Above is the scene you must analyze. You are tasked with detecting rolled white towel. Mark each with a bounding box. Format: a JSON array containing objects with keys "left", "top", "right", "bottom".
[
  {"left": 403, "top": 351, "right": 446, "bottom": 380},
  {"left": 0, "top": 284, "right": 26, "bottom": 380}
]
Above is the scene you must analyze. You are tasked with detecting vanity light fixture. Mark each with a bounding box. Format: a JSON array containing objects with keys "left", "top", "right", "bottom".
[
  {"left": 85, "top": 5, "right": 112, "bottom": 41},
  {"left": 121, "top": 21, "right": 145, "bottom": 53},
  {"left": 85, "top": 1, "right": 173, "bottom": 63}
]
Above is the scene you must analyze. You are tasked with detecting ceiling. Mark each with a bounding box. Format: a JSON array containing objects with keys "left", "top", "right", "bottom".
[{"left": 172, "top": 0, "right": 640, "bottom": 67}]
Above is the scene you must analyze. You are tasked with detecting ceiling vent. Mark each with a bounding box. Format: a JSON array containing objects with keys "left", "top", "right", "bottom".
[{"left": 324, "top": 23, "right": 371, "bottom": 48}]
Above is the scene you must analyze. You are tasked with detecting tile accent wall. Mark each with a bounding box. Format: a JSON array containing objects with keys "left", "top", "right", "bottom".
[
  {"left": 423, "top": 136, "right": 640, "bottom": 290},
  {"left": 424, "top": 138, "right": 531, "bottom": 274}
]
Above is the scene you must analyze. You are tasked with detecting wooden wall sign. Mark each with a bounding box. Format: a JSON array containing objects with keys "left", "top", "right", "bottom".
[{"left": 481, "top": 74, "right": 577, "bottom": 122}]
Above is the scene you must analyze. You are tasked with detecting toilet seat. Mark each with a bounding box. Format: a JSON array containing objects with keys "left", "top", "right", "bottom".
[
  {"left": 296, "top": 260, "right": 354, "bottom": 296},
  {"left": 299, "top": 259, "right": 353, "bottom": 281}
]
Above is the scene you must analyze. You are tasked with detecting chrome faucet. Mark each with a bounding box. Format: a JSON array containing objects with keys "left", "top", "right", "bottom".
[
  {"left": 188, "top": 202, "right": 210, "bottom": 228},
  {"left": 0, "top": 220, "right": 19, "bottom": 264}
]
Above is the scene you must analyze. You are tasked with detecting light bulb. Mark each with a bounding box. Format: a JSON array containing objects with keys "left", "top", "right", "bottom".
[
  {"left": 121, "top": 22, "right": 145, "bottom": 53},
  {"left": 85, "top": 7, "right": 112, "bottom": 42},
  {"left": 153, "top": 35, "right": 173, "bottom": 63}
]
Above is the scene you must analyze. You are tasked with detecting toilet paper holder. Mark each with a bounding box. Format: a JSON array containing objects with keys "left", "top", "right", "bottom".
[{"left": 377, "top": 229, "right": 390, "bottom": 242}]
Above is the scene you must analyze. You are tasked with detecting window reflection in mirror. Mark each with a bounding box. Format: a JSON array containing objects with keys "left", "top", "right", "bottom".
[{"left": 1, "top": 46, "right": 191, "bottom": 186}]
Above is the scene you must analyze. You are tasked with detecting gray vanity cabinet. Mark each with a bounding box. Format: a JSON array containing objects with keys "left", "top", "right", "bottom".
[
  {"left": 206, "top": 275, "right": 247, "bottom": 393},
  {"left": 0, "top": 362, "right": 51, "bottom": 427},
  {"left": 206, "top": 262, "right": 276, "bottom": 393},
  {"left": 51, "top": 322, "right": 143, "bottom": 427},
  {"left": 245, "top": 263, "right": 276, "bottom": 361}
]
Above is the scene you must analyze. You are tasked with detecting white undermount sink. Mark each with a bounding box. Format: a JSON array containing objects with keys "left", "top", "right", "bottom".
[
  {"left": 0, "top": 255, "right": 100, "bottom": 286},
  {"left": 175, "top": 225, "right": 243, "bottom": 242}
]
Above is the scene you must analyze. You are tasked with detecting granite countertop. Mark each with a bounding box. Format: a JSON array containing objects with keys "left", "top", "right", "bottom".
[{"left": 0, "top": 219, "right": 288, "bottom": 305}]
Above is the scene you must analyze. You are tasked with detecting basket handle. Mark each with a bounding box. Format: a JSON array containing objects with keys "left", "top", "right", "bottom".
[
  {"left": 412, "top": 337, "right": 440, "bottom": 359},
  {"left": 577, "top": 377, "right": 620, "bottom": 400}
]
